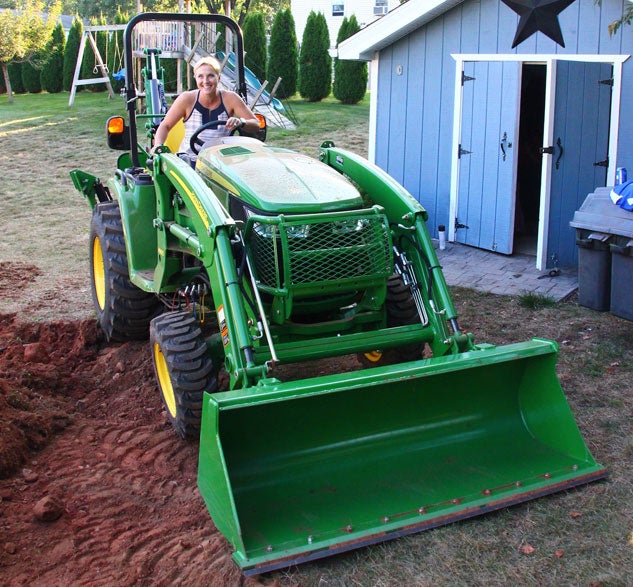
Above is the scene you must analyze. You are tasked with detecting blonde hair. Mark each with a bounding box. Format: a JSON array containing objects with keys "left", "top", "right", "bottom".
[{"left": 193, "top": 56, "right": 222, "bottom": 75}]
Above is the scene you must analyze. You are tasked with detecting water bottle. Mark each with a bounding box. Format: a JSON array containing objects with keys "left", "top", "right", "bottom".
[
  {"left": 616, "top": 167, "right": 627, "bottom": 185},
  {"left": 438, "top": 225, "right": 446, "bottom": 250}
]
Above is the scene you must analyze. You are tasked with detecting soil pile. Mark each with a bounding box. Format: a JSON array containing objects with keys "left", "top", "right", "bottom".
[{"left": 0, "top": 310, "right": 272, "bottom": 586}]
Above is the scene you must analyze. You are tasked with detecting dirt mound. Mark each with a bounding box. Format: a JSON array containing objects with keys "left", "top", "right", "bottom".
[
  {"left": 0, "top": 315, "right": 99, "bottom": 477},
  {"left": 0, "top": 314, "right": 277, "bottom": 586}
]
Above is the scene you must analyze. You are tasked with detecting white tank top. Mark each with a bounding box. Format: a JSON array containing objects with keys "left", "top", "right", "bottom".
[{"left": 180, "top": 90, "right": 230, "bottom": 154}]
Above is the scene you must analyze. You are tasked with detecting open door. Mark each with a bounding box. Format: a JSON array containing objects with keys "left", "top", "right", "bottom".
[
  {"left": 455, "top": 61, "right": 520, "bottom": 254},
  {"left": 544, "top": 61, "right": 612, "bottom": 268}
]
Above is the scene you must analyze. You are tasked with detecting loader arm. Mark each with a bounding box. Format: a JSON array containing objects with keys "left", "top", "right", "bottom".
[{"left": 150, "top": 152, "right": 268, "bottom": 388}]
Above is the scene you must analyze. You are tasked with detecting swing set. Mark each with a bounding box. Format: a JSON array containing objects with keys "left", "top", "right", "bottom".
[
  {"left": 69, "top": 24, "right": 126, "bottom": 106},
  {"left": 69, "top": 21, "right": 187, "bottom": 106}
]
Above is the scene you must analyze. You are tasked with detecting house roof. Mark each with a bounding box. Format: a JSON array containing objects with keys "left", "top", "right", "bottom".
[{"left": 337, "top": 0, "right": 465, "bottom": 60}]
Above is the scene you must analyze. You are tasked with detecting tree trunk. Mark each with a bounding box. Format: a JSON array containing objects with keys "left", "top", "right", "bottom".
[
  {"left": 238, "top": 0, "right": 252, "bottom": 26},
  {"left": 2, "top": 62, "right": 14, "bottom": 103},
  {"left": 202, "top": 0, "right": 220, "bottom": 14}
]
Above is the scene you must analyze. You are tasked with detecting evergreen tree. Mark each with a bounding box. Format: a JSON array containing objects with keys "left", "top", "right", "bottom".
[
  {"left": 267, "top": 8, "right": 297, "bottom": 99},
  {"left": 215, "top": 24, "right": 226, "bottom": 57},
  {"left": 22, "top": 55, "right": 42, "bottom": 92},
  {"left": 95, "top": 15, "right": 108, "bottom": 92},
  {"left": 41, "top": 22, "right": 65, "bottom": 93},
  {"left": 242, "top": 11, "right": 266, "bottom": 80},
  {"left": 8, "top": 62, "right": 25, "bottom": 93},
  {"left": 63, "top": 16, "right": 83, "bottom": 92},
  {"left": 333, "top": 15, "right": 367, "bottom": 105},
  {"left": 298, "top": 11, "right": 331, "bottom": 102},
  {"left": 162, "top": 56, "right": 178, "bottom": 93}
]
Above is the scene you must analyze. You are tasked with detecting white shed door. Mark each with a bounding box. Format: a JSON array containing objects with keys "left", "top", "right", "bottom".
[{"left": 456, "top": 61, "right": 521, "bottom": 254}]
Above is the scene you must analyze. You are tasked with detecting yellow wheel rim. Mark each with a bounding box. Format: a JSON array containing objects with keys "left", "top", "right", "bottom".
[
  {"left": 92, "top": 236, "right": 106, "bottom": 311},
  {"left": 363, "top": 350, "right": 383, "bottom": 363},
  {"left": 153, "top": 342, "right": 177, "bottom": 418}
]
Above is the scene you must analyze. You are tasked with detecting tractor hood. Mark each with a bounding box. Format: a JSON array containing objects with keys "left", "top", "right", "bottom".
[{"left": 196, "top": 141, "right": 364, "bottom": 214}]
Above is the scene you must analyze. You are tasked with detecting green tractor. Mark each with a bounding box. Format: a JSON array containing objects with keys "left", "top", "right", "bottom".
[{"left": 71, "top": 12, "right": 606, "bottom": 576}]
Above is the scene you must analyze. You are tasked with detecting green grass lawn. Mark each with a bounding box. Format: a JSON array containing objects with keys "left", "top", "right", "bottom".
[{"left": 0, "top": 90, "right": 369, "bottom": 321}]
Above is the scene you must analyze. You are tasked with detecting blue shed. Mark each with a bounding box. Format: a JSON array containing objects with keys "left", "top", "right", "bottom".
[{"left": 338, "top": 0, "right": 632, "bottom": 269}]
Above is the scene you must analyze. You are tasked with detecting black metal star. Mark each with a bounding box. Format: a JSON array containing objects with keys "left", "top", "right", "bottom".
[{"left": 501, "top": 0, "right": 577, "bottom": 48}]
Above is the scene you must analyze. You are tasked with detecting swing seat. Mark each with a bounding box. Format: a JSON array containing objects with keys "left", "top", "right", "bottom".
[{"left": 113, "top": 68, "right": 126, "bottom": 81}]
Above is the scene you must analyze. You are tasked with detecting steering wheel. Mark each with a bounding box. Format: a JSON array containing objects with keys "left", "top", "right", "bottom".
[{"left": 189, "top": 119, "right": 236, "bottom": 155}]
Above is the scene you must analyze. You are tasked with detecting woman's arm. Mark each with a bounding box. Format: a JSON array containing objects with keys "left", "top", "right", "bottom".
[{"left": 223, "top": 91, "right": 260, "bottom": 134}]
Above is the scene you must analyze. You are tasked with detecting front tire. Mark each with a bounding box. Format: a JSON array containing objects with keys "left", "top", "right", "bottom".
[
  {"left": 150, "top": 311, "right": 217, "bottom": 439},
  {"left": 89, "top": 202, "right": 160, "bottom": 341},
  {"left": 358, "top": 274, "right": 425, "bottom": 367}
]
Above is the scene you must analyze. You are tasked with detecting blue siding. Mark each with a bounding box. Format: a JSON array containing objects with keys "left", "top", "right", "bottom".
[
  {"left": 418, "top": 22, "right": 445, "bottom": 217},
  {"left": 403, "top": 31, "right": 425, "bottom": 204},
  {"left": 375, "top": 0, "right": 633, "bottom": 245},
  {"left": 436, "top": 15, "right": 461, "bottom": 223},
  {"left": 387, "top": 41, "right": 410, "bottom": 180}
]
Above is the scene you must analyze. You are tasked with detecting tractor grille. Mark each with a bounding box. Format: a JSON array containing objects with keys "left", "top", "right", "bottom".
[{"left": 246, "top": 211, "right": 393, "bottom": 294}]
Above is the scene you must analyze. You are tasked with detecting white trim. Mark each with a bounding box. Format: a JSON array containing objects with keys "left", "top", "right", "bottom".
[
  {"left": 537, "top": 59, "right": 556, "bottom": 271},
  {"left": 507, "top": 61, "right": 522, "bottom": 256},
  {"left": 84, "top": 24, "right": 127, "bottom": 32},
  {"left": 450, "top": 53, "right": 629, "bottom": 270},
  {"left": 368, "top": 54, "right": 379, "bottom": 163},
  {"left": 608, "top": 60, "right": 625, "bottom": 185},
  {"left": 453, "top": 53, "right": 629, "bottom": 64},
  {"left": 448, "top": 56, "right": 464, "bottom": 242}
]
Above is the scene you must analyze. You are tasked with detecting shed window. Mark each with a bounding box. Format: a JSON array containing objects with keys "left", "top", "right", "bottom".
[{"left": 332, "top": 3, "right": 344, "bottom": 16}]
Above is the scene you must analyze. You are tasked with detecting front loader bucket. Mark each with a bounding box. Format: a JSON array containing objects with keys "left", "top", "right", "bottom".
[{"left": 198, "top": 339, "right": 606, "bottom": 575}]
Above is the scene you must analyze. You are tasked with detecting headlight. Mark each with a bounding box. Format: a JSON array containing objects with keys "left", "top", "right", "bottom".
[
  {"left": 252, "top": 221, "right": 278, "bottom": 239},
  {"left": 331, "top": 218, "right": 370, "bottom": 235},
  {"left": 244, "top": 208, "right": 309, "bottom": 239},
  {"left": 286, "top": 224, "right": 310, "bottom": 239}
]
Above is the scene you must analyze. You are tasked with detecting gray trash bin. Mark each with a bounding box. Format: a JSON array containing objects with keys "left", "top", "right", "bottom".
[
  {"left": 574, "top": 231, "right": 611, "bottom": 311},
  {"left": 570, "top": 187, "right": 633, "bottom": 315},
  {"left": 610, "top": 237, "right": 633, "bottom": 321}
]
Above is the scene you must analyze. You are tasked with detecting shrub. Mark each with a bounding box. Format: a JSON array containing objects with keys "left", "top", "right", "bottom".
[
  {"left": 22, "top": 57, "right": 42, "bottom": 93},
  {"left": 8, "top": 62, "right": 25, "bottom": 93},
  {"left": 267, "top": 8, "right": 298, "bottom": 99},
  {"left": 63, "top": 16, "right": 83, "bottom": 92},
  {"left": 298, "top": 11, "right": 331, "bottom": 102},
  {"left": 162, "top": 58, "right": 178, "bottom": 93},
  {"left": 333, "top": 15, "right": 367, "bottom": 105},
  {"left": 41, "top": 22, "right": 65, "bottom": 93},
  {"left": 242, "top": 11, "right": 267, "bottom": 80}
]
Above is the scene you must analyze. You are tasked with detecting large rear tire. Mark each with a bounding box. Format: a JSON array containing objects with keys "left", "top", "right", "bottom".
[
  {"left": 358, "top": 273, "right": 425, "bottom": 367},
  {"left": 89, "top": 202, "right": 160, "bottom": 341},
  {"left": 150, "top": 311, "right": 217, "bottom": 439}
]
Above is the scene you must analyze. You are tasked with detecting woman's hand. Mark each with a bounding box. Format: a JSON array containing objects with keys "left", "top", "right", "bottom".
[{"left": 226, "top": 116, "right": 246, "bottom": 132}]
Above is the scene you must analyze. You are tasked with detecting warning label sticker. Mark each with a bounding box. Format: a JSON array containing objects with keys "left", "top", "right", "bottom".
[{"left": 218, "top": 305, "right": 229, "bottom": 346}]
